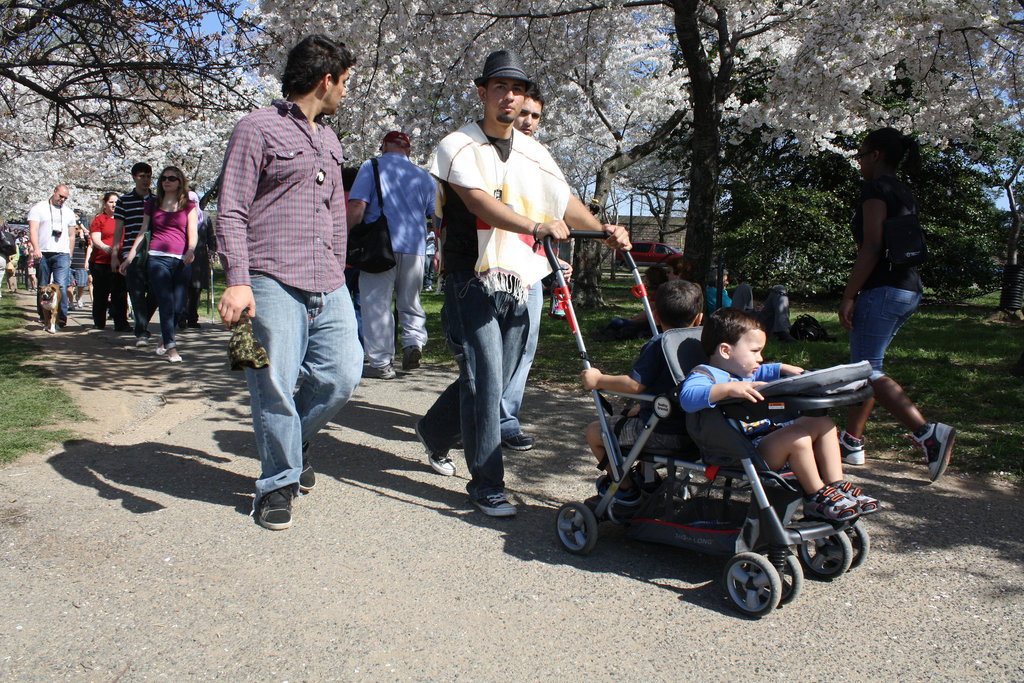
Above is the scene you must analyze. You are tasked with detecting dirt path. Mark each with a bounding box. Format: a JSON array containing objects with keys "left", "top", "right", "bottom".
[{"left": 1, "top": 290, "right": 1022, "bottom": 680}]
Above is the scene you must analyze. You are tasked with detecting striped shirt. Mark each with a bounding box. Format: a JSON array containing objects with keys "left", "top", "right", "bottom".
[
  {"left": 114, "top": 190, "right": 153, "bottom": 259},
  {"left": 217, "top": 100, "right": 348, "bottom": 292}
]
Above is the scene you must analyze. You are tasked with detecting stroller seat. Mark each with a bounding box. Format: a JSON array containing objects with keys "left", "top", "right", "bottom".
[{"left": 659, "top": 327, "right": 873, "bottom": 469}]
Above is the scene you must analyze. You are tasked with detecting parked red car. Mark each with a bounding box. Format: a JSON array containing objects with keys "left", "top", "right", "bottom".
[{"left": 615, "top": 241, "right": 683, "bottom": 266}]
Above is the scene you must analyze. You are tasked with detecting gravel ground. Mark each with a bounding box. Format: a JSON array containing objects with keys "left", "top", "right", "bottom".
[{"left": 1, "top": 291, "right": 1022, "bottom": 681}]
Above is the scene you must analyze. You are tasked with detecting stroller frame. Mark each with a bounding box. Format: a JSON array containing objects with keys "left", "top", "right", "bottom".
[{"left": 544, "top": 233, "right": 876, "bottom": 617}]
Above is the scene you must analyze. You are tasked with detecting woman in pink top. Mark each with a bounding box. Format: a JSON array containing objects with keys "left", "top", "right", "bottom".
[{"left": 121, "top": 165, "right": 197, "bottom": 362}]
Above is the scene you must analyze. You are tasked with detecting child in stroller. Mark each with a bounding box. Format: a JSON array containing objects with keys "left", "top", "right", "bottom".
[
  {"left": 546, "top": 231, "right": 877, "bottom": 616},
  {"left": 679, "top": 308, "right": 880, "bottom": 521},
  {"left": 582, "top": 280, "right": 703, "bottom": 511}
]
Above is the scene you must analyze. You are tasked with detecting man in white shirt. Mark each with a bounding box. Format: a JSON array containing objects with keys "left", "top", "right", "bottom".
[{"left": 28, "top": 185, "right": 77, "bottom": 327}]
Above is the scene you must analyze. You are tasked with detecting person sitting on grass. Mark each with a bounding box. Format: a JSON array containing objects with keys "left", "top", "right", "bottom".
[
  {"left": 678, "top": 308, "right": 879, "bottom": 521},
  {"left": 581, "top": 280, "right": 704, "bottom": 509}
]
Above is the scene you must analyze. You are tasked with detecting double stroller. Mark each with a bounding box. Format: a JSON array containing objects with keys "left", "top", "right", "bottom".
[{"left": 545, "top": 234, "right": 875, "bottom": 617}]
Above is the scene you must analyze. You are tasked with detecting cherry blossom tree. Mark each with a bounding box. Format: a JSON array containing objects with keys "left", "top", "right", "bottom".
[
  {"left": 0, "top": 0, "right": 272, "bottom": 218},
  {"left": 0, "top": 0, "right": 268, "bottom": 149}
]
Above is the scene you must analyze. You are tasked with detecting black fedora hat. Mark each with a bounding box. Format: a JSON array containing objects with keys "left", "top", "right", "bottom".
[{"left": 473, "top": 50, "right": 533, "bottom": 88}]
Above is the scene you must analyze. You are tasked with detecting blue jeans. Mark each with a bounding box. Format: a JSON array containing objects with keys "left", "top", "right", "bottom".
[
  {"left": 850, "top": 286, "right": 921, "bottom": 380},
  {"left": 245, "top": 275, "right": 363, "bottom": 501},
  {"left": 500, "top": 281, "right": 542, "bottom": 439},
  {"left": 125, "top": 257, "right": 156, "bottom": 339},
  {"left": 419, "top": 272, "right": 529, "bottom": 498},
  {"left": 35, "top": 252, "right": 70, "bottom": 322},
  {"left": 147, "top": 255, "right": 190, "bottom": 349}
]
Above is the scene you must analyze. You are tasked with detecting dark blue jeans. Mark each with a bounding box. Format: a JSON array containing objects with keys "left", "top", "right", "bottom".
[
  {"left": 126, "top": 257, "right": 156, "bottom": 339},
  {"left": 419, "top": 272, "right": 529, "bottom": 498},
  {"left": 35, "top": 252, "right": 70, "bottom": 323},
  {"left": 147, "top": 255, "right": 190, "bottom": 349},
  {"left": 850, "top": 286, "right": 921, "bottom": 381}
]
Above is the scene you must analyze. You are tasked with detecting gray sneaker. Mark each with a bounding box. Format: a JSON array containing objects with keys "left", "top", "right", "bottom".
[
  {"left": 402, "top": 345, "right": 422, "bottom": 371},
  {"left": 416, "top": 419, "right": 455, "bottom": 476},
  {"left": 472, "top": 492, "right": 517, "bottom": 517},
  {"left": 913, "top": 422, "right": 955, "bottom": 482},
  {"left": 363, "top": 363, "right": 396, "bottom": 380}
]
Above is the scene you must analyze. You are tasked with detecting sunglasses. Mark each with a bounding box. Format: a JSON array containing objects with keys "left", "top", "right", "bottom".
[
  {"left": 853, "top": 150, "right": 873, "bottom": 160},
  {"left": 160, "top": 175, "right": 180, "bottom": 182}
]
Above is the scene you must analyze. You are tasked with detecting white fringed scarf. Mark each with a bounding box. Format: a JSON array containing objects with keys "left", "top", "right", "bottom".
[{"left": 431, "top": 122, "right": 570, "bottom": 303}]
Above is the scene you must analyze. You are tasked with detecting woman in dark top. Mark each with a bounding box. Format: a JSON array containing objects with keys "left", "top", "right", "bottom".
[{"left": 838, "top": 127, "right": 954, "bottom": 482}]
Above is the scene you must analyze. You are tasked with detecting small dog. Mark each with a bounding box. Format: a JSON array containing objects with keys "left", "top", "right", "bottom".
[{"left": 39, "top": 283, "right": 62, "bottom": 333}]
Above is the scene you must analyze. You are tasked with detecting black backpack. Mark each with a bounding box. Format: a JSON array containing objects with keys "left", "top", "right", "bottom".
[{"left": 790, "top": 314, "right": 833, "bottom": 342}]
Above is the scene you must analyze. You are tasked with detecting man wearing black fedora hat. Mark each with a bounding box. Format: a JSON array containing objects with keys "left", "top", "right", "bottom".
[{"left": 415, "top": 49, "right": 631, "bottom": 518}]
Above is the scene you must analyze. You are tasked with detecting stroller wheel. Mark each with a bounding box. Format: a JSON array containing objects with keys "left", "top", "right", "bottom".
[
  {"left": 555, "top": 502, "right": 599, "bottom": 555},
  {"left": 798, "top": 530, "right": 854, "bottom": 580},
  {"left": 845, "top": 522, "right": 870, "bottom": 569},
  {"left": 723, "top": 552, "right": 782, "bottom": 618},
  {"left": 778, "top": 553, "right": 804, "bottom": 606}
]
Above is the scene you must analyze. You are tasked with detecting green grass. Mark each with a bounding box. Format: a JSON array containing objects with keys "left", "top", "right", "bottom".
[{"left": 0, "top": 296, "right": 84, "bottom": 464}]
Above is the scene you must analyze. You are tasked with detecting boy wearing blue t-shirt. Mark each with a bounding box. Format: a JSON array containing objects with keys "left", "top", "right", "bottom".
[
  {"left": 581, "top": 280, "right": 703, "bottom": 507},
  {"left": 679, "top": 308, "right": 879, "bottom": 521}
]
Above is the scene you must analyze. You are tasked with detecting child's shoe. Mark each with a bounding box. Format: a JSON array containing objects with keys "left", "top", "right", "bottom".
[
  {"left": 912, "top": 422, "right": 954, "bottom": 483},
  {"left": 831, "top": 480, "right": 880, "bottom": 514},
  {"left": 631, "top": 464, "right": 663, "bottom": 494},
  {"left": 804, "top": 485, "right": 860, "bottom": 522},
  {"left": 839, "top": 430, "right": 865, "bottom": 466},
  {"left": 596, "top": 475, "right": 641, "bottom": 504}
]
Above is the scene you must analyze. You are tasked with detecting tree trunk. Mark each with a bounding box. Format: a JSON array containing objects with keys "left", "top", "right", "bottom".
[
  {"left": 999, "top": 160, "right": 1022, "bottom": 313},
  {"left": 572, "top": 167, "right": 616, "bottom": 308},
  {"left": 672, "top": 0, "right": 730, "bottom": 287}
]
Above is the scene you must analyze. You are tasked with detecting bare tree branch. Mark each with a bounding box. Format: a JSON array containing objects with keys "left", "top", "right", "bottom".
[{"left": 0, "top": 0, "right": 270, "bottom": 150}]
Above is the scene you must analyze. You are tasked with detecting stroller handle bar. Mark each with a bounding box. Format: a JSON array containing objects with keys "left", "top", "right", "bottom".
[
  {"left": 540, "top": 230, "right": 655, "bottom": 487},
  {"left": 540, "top": 231, "right": 654, "bottom": 333}
]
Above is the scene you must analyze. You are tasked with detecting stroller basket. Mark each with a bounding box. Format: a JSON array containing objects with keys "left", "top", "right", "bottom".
[{"left": 629, "top": 475, "right": 747, "bottom": 555}]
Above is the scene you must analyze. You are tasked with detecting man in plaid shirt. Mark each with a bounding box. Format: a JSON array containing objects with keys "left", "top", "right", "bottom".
[{"left": 216, "top": 35, "right": 362, "bottom": 531}]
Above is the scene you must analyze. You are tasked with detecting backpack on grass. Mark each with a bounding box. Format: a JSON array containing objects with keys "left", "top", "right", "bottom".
[{"left": 790, "top": 314, "right": 833, "bottom": 342}]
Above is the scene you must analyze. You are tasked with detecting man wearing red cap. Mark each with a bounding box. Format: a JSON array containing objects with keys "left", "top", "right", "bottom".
[{"left": 348, "top": 130, "right": 436, "bottom": 379}]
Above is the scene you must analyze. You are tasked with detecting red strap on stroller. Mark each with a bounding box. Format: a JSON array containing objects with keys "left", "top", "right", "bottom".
[{"left": 551, "top": 285, "right": 575, "bottom": 333}]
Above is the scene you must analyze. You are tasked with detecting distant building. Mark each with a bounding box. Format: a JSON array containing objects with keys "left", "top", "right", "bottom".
[{"left": 618, "top": 215, "right": 686, "bottom": 248}]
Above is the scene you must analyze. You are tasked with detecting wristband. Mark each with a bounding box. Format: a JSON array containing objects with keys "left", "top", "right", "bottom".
[{"left": 532, "top": 223, "right": 540, "bottom": 240}]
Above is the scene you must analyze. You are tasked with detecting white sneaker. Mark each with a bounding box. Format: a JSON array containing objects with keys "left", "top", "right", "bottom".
[
  {"left": 416, "top": 420, "right": 455, "bottom": 476},
  {"left": 839, "top": 430, "right": 865, "bottom": 466}
]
